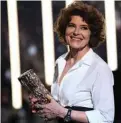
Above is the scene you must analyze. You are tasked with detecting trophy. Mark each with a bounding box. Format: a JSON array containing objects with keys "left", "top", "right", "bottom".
[{"left": 18, "top": 69, "right": 52, "bottom": 105}]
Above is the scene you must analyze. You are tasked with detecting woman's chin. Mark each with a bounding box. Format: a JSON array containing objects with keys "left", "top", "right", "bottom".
[{"left": 70, "top": 45, "right": 82, "bottom": 49}]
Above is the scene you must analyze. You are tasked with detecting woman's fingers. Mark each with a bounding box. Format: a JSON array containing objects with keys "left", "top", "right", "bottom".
[
  {"left": 32, "top": 109, "right": 37, "bottom": 113},
  {"left": 29, "top": 95, "right": 39, "bottom": 105},
  {"left": 31, "top": 97, "right": 38, "bottom": 103},
  {"left": 34, "top": 103, "right": 43, "bottom": 110},
  {"left": 29, "top": 95, "right": 40, "bottom": 113}
]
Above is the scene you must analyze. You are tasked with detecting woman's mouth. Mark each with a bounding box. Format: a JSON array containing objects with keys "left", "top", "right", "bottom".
[
  {"left": 70, "top": 36, "right": 83, "bottom": 41},
  {"left": 72, "top": 37, "right": 80, "bottom": 41}
]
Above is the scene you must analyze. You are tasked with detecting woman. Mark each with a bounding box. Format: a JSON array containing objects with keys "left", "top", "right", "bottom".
[{"left": 30, "top": 1, "right": 114, "bottom": 123}]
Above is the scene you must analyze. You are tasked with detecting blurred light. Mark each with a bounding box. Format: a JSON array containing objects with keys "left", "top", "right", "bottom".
[
  {"left": 115, "top": 11, "right": 121, "bottom": 30},
  {"left": 105, "top": 0, "right": 118, "bottom": 71},
  {"left": 7, "top": 0, "right": 22, "bottom": 109},
  {"left": 5, "top": 69, "right": 11, "bottom": 80},
  {"left": 28, "top": 45, "right": 37, "bottom": 56},
  {"left": 41, "top": 0, "right": 55, "bottom": 85},
  {"left": 65, "top": 0, "right": 75, "bottom": 7}
]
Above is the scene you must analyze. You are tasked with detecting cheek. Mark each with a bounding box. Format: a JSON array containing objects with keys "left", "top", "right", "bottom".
[
  {"left": 65, "top": 29, "right": 71, "bottom": 41},
  {"left": 65, "top": 35, "right": 69, "bottom": 44},
  {"left": 85, "top": 32, "right": 91, "bottom": 40},
  {"left": 65, "top": 27, "right": 74, "bottom": 36},
  {"left": 87, "top": 35, "right": 91, "bottom": 40}
]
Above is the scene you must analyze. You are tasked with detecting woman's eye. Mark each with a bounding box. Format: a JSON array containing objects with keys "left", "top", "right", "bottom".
[
  {"left": 81, "top": 26, "right": 89, "bottom": 30},
  {"left": 67, "top": 24, "right": 75, "bottom": 27}
]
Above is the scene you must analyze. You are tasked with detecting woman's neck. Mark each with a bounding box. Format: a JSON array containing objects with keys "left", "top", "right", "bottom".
[{"left": 67, "top": 46, "right": 90, "bottom": 64}]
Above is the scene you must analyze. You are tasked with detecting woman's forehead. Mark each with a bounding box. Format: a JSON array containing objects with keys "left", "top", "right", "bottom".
[{"left": 69, "top": 15, "right": 89, "bottom": 26}]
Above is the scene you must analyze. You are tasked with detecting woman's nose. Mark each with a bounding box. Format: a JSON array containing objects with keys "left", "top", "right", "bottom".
[{"left": 73, "top": 28, "right": 80, "bottom": 35}]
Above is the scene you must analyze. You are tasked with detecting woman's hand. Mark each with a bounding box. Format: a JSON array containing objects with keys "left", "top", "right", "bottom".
[
  {"left": 29, "top": 95, "right": 67, "bottom": 120},
  {"left": 29, "top": 95, "right": 40, "bottom": 113},
  {"left": 37, "top": 98, "right": 67, "bottom": 120}
]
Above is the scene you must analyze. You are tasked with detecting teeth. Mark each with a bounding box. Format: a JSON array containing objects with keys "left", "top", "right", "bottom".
[{"left": 72, "top": 38, "right": 80, "bottom": 41}]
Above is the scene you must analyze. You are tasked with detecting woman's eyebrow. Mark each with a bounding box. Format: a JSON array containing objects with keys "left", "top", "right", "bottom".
[
  {"left": 68, "top": 22, "right": 89, "bottom": 26},
  {"left": 68, "top": 22, "right": 75, "bottom": 25},
  {"left": 80, "top": 25, "right": 89, "bottom": 27}
]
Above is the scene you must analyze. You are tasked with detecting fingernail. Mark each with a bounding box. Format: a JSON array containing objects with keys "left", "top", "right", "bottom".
[{"left": 32, "top": 110, "right": 36, "bottom": 113}]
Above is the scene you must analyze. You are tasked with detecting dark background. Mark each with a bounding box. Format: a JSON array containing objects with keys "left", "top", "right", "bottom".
[{"left": 1, "top": 1, "right": 121, "bottom": 123}]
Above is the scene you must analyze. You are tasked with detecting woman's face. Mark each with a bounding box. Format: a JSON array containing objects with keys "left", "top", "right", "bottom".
[{"left": 65, "top": 15, "right": 91, "bottom": 50}]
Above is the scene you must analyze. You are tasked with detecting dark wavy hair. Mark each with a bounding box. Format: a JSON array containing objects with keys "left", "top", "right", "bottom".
[{"left": 54, "top": 1, "right": 105, "bottom": 48}]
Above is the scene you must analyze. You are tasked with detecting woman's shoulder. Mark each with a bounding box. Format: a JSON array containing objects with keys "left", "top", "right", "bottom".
[
  {"left": 93, "top": 52, "right": 113, "bottom": 74},
  {"left": 93, "top": 52, "right": 114, "bottom": 85}
]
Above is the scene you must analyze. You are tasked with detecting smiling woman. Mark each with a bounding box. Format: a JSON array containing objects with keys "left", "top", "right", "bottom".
[
  {"left": 29, "top": 1, "right": 114, "bottom": 123},
  {"left": 54, "top": 1, "right": 105, "bottom": 48}
]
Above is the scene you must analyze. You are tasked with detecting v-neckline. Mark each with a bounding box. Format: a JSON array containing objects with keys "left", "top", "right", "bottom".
[
  {"left": 57, "top": 57, "right": 80, "bottom": 86},
  {"left": 56, "top": 48, "right": 93, "bottom": 86},
  {"left": 57, "top": 61, "right": 70, "bottom": 86},
  {"left": 57, "top": 52, "right": 71, "bottom": 86}
]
